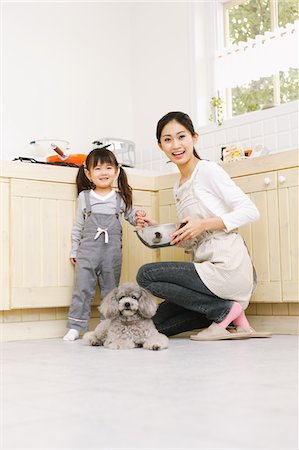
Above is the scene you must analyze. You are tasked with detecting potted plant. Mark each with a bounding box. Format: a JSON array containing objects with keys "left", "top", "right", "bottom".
[{"left": 208, "top": 96, "right": 224, "bottom": 126}]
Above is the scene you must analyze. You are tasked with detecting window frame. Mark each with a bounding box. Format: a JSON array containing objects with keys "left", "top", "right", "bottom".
[{"left": 223, "top": 0, "right": 282, "bottom": 118}]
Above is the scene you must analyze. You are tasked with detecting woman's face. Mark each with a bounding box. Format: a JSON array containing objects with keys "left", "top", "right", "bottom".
[{"left": 158, "top": 120, "right": 198, "bottom": 165}]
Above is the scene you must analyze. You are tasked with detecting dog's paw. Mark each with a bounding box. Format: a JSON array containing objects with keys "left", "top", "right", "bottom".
[
  {"left": 143, "top": 333, "right": 169, "bottom": 351},
  {"left": 149, "top": 344, "right": 162, "bottom": 351},
  {"left": 143, "top": 342, "right": 163, "bottom": 351},
  {"left": 83, "top": 331, "right": 102, "bottom": 346},
  {"left": 104, "top": 338, "right": 135, "bottom": 350}
]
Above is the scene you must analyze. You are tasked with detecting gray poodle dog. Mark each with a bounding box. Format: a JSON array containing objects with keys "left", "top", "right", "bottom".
[{"left": 83, "top": 283, "right": 169, "bottom": 350}]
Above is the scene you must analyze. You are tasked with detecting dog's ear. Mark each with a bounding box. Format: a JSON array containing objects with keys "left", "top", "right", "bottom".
[
  {"left": 138, "top": 288, "right": 157, "bottom": 319},
  {"left": 100, "top": 288, "right": 119, "bottom": 319}
]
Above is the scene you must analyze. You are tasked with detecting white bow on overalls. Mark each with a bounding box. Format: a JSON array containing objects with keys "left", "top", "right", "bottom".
[{"left": 94, "top": 227, "right": 109, "bottom": 243}]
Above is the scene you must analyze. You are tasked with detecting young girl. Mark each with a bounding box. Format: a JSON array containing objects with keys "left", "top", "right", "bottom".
[
  {"left": 63, "top": 147, "right": 148, "bottom": 341},
  {"left": 137, "top": 111, "right": 272, "bottom": 340}
]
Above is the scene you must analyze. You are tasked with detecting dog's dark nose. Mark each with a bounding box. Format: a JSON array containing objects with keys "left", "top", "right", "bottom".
[{"left": 124, "top": 302, "right": 131, "bottom": 308}]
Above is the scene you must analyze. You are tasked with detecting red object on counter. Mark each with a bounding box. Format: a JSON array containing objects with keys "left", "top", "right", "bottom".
[
  {"left": 47, "top": 145, "right": 86, "bottom": 166},
  {"left": 47, "top": 154, "right": 86, "bottom": 165}
]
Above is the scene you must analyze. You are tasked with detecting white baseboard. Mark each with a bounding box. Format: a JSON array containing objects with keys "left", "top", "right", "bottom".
[
  {"left": 0, "top": 318, "right": 100, "bottom": 342},
  {"left": 1, "top": 315, "right": 298, "bottom": 342},
  {"left": 174, "top": 315, "right": 299, "bottom": 338},
  {"left": 248, "top": 315, "right": 299, "bottom": 335}
]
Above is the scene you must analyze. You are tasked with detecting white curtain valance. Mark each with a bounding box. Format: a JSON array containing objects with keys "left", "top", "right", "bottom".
[{"left": 215, "top": 20, "right": 299, "bottom": 89}]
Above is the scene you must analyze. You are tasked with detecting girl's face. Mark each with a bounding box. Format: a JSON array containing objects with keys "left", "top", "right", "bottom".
[
  {"left": 158, "top": 120, "right": 198, "bottom": 165},
  {"left": 86, "top": 161, "right": 118, "bottom": 191}
]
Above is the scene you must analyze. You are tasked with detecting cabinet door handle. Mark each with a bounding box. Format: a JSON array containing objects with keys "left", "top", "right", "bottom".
[
  {"left": 278, "top": 175, "right": 286, "bottom": 184},
  {"left": 264, "top": 177, "right": 271, "bottom": 186}
]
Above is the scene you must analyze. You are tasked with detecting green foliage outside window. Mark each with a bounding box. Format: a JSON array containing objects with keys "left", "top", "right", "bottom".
[
  {"left": 228, "top": 0, "right": 271, "bottom": 45},
  {"left": 232, "top": 76, "right": 274, "bottom": 116},
  {"left": 280, "top": 68, "right": 299, "bottom": 103},
  {"left": 278, "top": 0, "right": 299, "bottom": 27},
  {"left": 227, "top": 0, "right": 299, "bottom": 117}
]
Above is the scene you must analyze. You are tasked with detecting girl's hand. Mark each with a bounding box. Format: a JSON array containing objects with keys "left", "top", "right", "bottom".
[
  {"left": 70, "top": 257, "right": 76, "bottom": 265},
  {"left": 170, "top": 217, "right": 206, "bottom": 245},
  {"left": 135, "top": 210, "right": 158, "bottom": 228}
]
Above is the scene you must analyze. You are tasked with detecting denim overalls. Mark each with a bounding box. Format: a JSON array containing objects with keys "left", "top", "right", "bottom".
[{"left": 67, "top": 191, "right": 122, "bottom": 331}]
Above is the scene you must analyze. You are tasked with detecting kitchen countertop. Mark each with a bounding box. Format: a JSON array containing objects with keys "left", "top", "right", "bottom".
[
  {"left": 1, "top": 149, "right": 298, "bottom": 190},
  {"left": 154, "top": 149, "right": 299, "bottom": 189},
  {"left": 0, "top": 160, "right": 159, "bottom": 191},
  {"left": 219, "top": 148, "right": 298, "bottom": 178}
]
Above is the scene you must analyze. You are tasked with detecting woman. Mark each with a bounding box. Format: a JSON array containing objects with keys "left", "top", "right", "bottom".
[{"left": 137, "top": 111, "right": 271, "bottom": 340}]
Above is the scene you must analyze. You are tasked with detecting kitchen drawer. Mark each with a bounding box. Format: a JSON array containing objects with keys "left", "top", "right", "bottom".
[
  {"left": 11, "top": 178, "right": 76, "bottom": 200},
  {"left": 159, "top": 189, "right": 174, "bottom": 206},
  {"left": 233, "top": 172, "right": 277, "bottom": 193},
  {"left": 133, "top": 190, "right": 155, "bottom": 206},
  {"left": 277, "top": 167, "right": 299, "bottom": 189}
]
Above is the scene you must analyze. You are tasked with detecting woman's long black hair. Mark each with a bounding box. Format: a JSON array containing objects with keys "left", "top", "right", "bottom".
[
  {"left": 156, "top": 111, "right": 200, "bottom": 159},
  {"left": 76, "top": 147, "right": 133, "bottom": 210}
]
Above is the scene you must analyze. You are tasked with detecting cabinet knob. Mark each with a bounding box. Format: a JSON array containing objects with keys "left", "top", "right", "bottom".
[
  {"left": 278, "top": 175, "right": 286, "bottom": 184},
  {"left": 264, "top": 177, "right": 271, "bottom": 186}
]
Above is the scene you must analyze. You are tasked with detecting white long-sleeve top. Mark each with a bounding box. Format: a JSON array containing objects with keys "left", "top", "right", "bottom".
[
  {"left": 174, "top": 160, "right": 260, "bottom": 231},
  {"left": 70, "top": 189, "right": 137, "bottom": 258}
]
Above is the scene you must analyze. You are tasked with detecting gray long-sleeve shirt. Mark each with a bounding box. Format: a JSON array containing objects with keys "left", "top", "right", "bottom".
[{"left": 70, "top": 189, "right": 138, "bottom": 258}]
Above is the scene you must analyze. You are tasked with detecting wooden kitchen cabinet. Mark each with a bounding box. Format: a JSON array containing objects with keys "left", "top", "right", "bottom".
[
  {"left": 121, "top": 189, "right": 159, "bottom": 283},
  {"left": 154, "top": 151, "right": 299, "bottom": 305},
  {"left": 234, "top": 171, "right": 282, "bottom": 302},
  {"left": 228, "top": 157, "right": 298, "bottom": 303},
  {"left": 10, "top": 178, "right": 77, "bottom": 308},
  {"left": 0, "top": 178, "right": 10, "bottom": 310},
  {"left": 0, "top": 151, "right": 298, "bottom": 315},
  {"left": 0, "top": 162, "right": 161, "bottom": 311},
  {"left": 277, "top": 167, "right": 299, "bottom": 302},
  {"left": 158, "top": 188, "right": 191, "bottom": 263}
]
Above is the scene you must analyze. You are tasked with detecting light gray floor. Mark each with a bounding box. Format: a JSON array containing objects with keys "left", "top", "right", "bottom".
[{"left": 1, "top": 335, "right": 298, "bottom": 450}]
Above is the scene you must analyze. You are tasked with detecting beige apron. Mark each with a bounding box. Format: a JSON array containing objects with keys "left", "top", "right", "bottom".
[{"left": 174, "top": 167, "right": 256, "bottom": 309}]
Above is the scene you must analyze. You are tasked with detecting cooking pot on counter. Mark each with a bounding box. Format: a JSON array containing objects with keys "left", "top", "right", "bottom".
[
  {"left": 28, "top": 139, "right": 87, "bottom": 166},
  {"left": 135, "top": 223, "right": 182, "bottom": 249}
]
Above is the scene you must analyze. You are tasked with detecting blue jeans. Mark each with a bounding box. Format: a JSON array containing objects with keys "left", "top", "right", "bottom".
[{"left": 136, "top": 262, "right": 233, "bottom": 336}]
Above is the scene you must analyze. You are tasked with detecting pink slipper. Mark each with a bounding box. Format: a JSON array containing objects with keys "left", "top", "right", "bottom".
[
  {"left": 230, "top": 326, "right": 272, "bottom": 338},
  {"left": 190, "top": 322, "right": 252, "bottom": 341}
]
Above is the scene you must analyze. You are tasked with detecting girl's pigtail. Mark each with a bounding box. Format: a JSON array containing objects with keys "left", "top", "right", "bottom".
[
  {"left": 117, "top": 166, "right": 133, "bottom": 210},
  {"left": 76, "top": 164, "right": 94, "bottom": 195}
]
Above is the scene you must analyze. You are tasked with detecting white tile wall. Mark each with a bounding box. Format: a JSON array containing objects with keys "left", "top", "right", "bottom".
[
  {"left": 138, "top": 101, "right": 298, "bottom": 172},
  {"left": 263, "top": 117, "right": 277, "bottom": 135},
  {"left": 264, "top": 134, "right": 278, "bottom": 152},
  {"left": 251, "top": 121, "right": 263, "bottom": 138},
  {"left": 196, "top": 100, "right": 298, "bottom": 164},
  {"left": 277, "top": 115, "right": 291, "bottom": 133},
  {"left": 290, "top": 112, "right": 299, "bottom": 129},
  {"left": 277, "top": 132, "right": 291, "bottom": 150},
  {"left": 238, "top": 125, "right": 251, "bottom": 140},
  {"left": 226, "top": 126, "right": 238, "bottom": 142},
  {"left": 291, "top": 129, "right": 299, "bottom": 149}
]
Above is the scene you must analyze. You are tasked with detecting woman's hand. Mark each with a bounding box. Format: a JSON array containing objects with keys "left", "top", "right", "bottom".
[
  {"left": 135, "top": 210, "right": 158, "bottom": 228},
  {"left": 170, "top": 216, "right": 226, "bottom": 245},
  {"left": 70, "top": 257, "right": 76, "bottom": 265},
  {"left": 170, "top": 217, "right": 207, "bottom": 245}
]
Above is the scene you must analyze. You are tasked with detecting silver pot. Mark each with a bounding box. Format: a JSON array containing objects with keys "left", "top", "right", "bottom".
[{"left": 135, "top": 223, "right": 179, "bottom": 249}]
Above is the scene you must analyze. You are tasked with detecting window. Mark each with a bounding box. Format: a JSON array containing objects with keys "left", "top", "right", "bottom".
[{"left": 217, "top": 0, "right": 299, "bottom": 118}]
